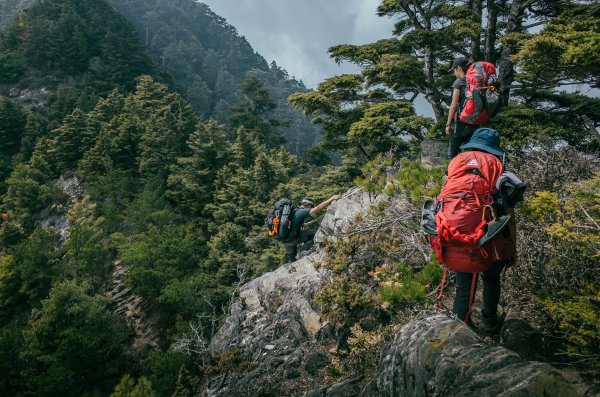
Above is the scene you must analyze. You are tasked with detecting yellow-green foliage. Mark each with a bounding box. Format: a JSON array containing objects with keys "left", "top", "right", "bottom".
[
  {"left": 547, "top": 174, "right": 600, "bottom": 258},
  {"left": 203, "top": 347, "right": 252, "bottom": 376},
  {"left": 110, "top": 375, "right": 155, "bottom": 397},
  {"left": 388, "top": 159, "right": 444, "bottom": 203},
  {"left": 328, "top": 324, "right": 387, "bottom": 379},
  {"left": 522, "top": 191, "right": 562, "bottom": 222},
  {"left": 371, "top": 261, "right": 442, "bottom": 309},
  {"left": 523, "top": 172, "right": 600, "bottom": 258},
  {"left": 539, "top": 289, "right": 600, "bottom": 367},
  {"left": 355, "top": 157, "right": 444, "bottom": 203},
  {"left": 354, "top": 154, "right": 393, "bottom": 195},
  {"left": 316, "top": 276, "right": 378, "bottom": 324}
]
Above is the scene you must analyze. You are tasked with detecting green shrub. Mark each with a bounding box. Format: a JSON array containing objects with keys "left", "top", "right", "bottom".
[
  {"left": 316, "top": 276, "right": 378, "bottom": 325},
  {"left": 354, "top": 157, "right": 444, "bottom": 204},
  {"left": 372, "top": 262, "right": 441, "bottom": 310},
  {"left": 539, "top": 289, "right": 600, "bottom": 368},
  {"left": 388, "top": 159, "right": 445, "bottom": 203}
]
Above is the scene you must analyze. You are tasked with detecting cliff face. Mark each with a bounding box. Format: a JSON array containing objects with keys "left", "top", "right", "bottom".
[{"left": 206, "top": 188, "right": 583, "bottom": 397}]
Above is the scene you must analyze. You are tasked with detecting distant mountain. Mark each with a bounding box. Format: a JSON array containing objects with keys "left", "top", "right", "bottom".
[
  {"left": 1, "top": 0, "right": 321, "bottom": 153},
  {"left": 0, "top": 0, "right": 33, "bottom": 31},
  {"left": 108, "top": 0, "right": 320, "bottom": 154}
]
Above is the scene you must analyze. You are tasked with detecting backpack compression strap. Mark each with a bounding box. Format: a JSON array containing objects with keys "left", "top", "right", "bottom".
[{"left": 436, "top": 192, "right": 495, "bottom": 246}]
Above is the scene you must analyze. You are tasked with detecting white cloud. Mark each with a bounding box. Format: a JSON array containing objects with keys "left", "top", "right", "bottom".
[{"left": 201, "top": 0, "right": 395, "bottom": 88}]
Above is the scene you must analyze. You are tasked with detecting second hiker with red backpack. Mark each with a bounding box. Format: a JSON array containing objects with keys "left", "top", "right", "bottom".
[
  {"left": 445, "top": 56, "right": 502, "bottom": 159},
  {"left": 423, "top": 128, "right": 525, "bottom": 332}
]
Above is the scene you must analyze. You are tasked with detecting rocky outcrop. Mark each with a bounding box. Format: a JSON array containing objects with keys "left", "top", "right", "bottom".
[
  {"left": 206, "top": 189, "right": 583, "bottom": 396},
  {"left": 41, "top": 176, "right": 85, "bottom": 240},
  {"left": 209, "top": 253, "right": 331, "bottom": 358},
  {"left": 40, "top": 175, "right": 160, "bottom": 350},
  {"left": 206, "top": 192, "right": 373, "bottom": 396},
  {"left": 363, "top": 315, "right": 578, "bottom": 397},
  {"left": 106, "top": 261, "right": 160, "bottom": 350}
]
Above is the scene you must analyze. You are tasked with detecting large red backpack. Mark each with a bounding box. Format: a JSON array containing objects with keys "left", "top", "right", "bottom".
[
  {"left": 429, "top": 150, "right": 515, "bottom": 272},
  {"left": 459, "top": 62, "right": 500, "bottom": 125}
]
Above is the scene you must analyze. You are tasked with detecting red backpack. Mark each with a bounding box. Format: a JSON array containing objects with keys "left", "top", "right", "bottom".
[
  {"left": 459, "top": 62, "right": 500, "bottom": 125},
  {"left": 429, "top": 150, "right": 515, "bottom": 272}
]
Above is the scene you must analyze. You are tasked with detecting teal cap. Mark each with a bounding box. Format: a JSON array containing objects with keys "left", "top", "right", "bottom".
[{"left": 460, "top": 128, "right": 504, "bottom": 157}]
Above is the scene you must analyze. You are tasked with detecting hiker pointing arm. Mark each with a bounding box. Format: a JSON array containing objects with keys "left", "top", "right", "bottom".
[
  {"left": 280, "top": 194, "right": 342, "bottom": 263},
  {"left": 309, "top": 194, "right": 342, "bottom": 216}
]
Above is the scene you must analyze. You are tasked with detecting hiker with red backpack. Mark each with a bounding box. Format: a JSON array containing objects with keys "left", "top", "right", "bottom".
[
  {"left": 268, "top": 195, "right": 342, "bottom": 263},
  {"left": 445, "top": 57, "right": 502, "bottom": 159},
  {"left": 424, "top": 128, "right": 525, "bottom": 332}
]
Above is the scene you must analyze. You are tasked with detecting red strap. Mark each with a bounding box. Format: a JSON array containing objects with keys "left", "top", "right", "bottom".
[
  {"left": 437, "top": 268, "right": 448, "bottom": 311},
  {"left": 438, "top": 210, "right": 487, "bottom": 245},
  {"left": 464, "top": 272, "right": 478, "bottom": 323}
]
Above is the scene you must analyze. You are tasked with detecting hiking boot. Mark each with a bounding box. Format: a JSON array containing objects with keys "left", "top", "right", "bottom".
[{"left": 481, "top": 309, "right": 500, "bottom": 334}]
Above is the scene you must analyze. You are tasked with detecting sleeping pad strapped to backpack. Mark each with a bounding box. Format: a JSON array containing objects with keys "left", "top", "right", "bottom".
[
  {"left": 429, "top": 150, "right": 516, "bottom": 273},
  {"left": 459, "top": 61, "right": 501, "bottom": 125},
  {"left": 267, "top": 198, "right": 294, "bottom": 241}
]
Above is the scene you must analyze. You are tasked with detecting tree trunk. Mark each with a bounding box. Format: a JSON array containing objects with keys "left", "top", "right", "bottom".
[
  {"left": 484, "top": 0, "right": 498, "bottom": 62},
  {"left": 423, "top": 46, "right": 444, "bottom": 120},
  {"left": 498, "top": 0, "right": 529, "bottom": 104},
  {"left": 471, "top": 0, "right": 483, "bottom": 61}
]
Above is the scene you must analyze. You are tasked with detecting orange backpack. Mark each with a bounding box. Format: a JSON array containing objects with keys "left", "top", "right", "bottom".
[
  {"left": 459, "top": 61, "right": 499, "bottom": 125},
  {"left": 429, "top": 150, "right": 515, "bottom": 273}
]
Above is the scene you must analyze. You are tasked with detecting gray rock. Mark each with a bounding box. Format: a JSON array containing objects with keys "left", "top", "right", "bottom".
[
  {"left": 501, "top": 314, "right": 546, "bottom": 361},
  {"left": 304, "top": 352, "right": 330, "bottom": 375},
  {"left": 209, "top": 253, "right": 331, "bottom": 359},
  {"left": 328, "top": 377, "right": 363, "bottom": 397},
  {"left": 364, "top": 315, "right": 579, "bottom": 397},
  {"left": 309, "top": 377, "right": 363, "bottom": 397},
  {"left": 315, "top": 188, "right": 372, "bottom": 244},
  {"left": 421, "top": 139, "right": 449, "bottom": 166}
]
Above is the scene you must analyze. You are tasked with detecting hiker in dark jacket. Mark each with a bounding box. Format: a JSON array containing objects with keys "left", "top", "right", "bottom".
[
  {"left": 451, "top": 128, "right": 518, "bottom": 333},
  {"left": 445, "top": 56, "right": 480, "bottom": 159},
  {"left": 283, "top": 194, "right": 342, "bottom": 262}
]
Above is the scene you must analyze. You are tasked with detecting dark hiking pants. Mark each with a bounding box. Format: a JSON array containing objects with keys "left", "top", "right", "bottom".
[
  {"left": 449, "top": 121, "right": 479, "bottom": 159},
  {"left": 452, "top": 261, "right": 506, "bottom": 322},
  {"left": 283, "top": 229, "right": 316, "bottom": 263}
]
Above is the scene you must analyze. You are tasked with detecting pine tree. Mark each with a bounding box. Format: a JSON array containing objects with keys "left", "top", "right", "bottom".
[
  {"left": 43, "top": 107, "right": 92, "bottom": 175},
  {"left": 230, "top": 76, "right": 286, "bottom": 148},
  {"left": 21, "top": 281, "right": 129, "bottom": 397},
  {"left": 63, "top": 197, "right": 107, "bottom": 290},
  {"left": 166, "top": 120, "right": 233, "bottom": 216},
  {"left": 0, "top": 98, "right": 26, "bottom": 156}
]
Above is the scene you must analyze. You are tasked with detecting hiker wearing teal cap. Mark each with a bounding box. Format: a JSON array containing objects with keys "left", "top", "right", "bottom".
[{"left": 453, "top": 128, "right": 515, "bottom": 332}]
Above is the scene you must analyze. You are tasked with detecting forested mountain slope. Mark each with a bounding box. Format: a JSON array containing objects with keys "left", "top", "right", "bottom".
[
  {"left": 0, "top": 0, "right": 598, "bottom": 396},
  {"left": 0, "top": 1, "right": 347, "bottom": 396},
  {"left": 108, "top": 0, "right": 321, "bottom": 154},
  {"left": 0, "top": 0, "right": 322, "bottom": 154}
]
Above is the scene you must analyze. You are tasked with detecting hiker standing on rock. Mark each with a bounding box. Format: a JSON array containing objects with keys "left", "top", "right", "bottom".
[
  {"left": 282, "top": 195, "right": 342, "bottom": 263},
  {"left": 427, "top": 128, "right": 525, "bottom": 333},
  {"left": 445, "top": 56, "right": 479, "bottom": 159}
]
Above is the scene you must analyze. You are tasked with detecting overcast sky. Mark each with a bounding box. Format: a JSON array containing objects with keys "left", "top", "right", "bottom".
[{"left": 201, "top": 0, "right": 397, "bottom": 89}]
